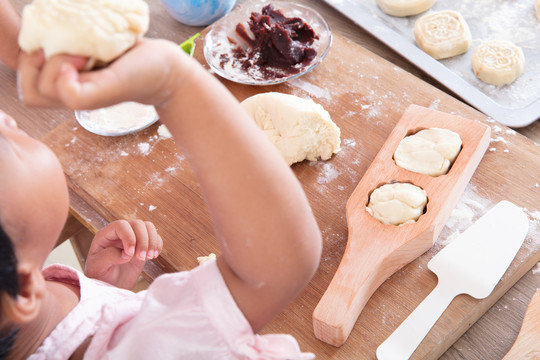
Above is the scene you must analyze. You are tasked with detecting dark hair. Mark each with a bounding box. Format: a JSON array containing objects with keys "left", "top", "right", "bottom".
[
  {"left": 0, "top": 220, "right": 19, "bottom": 359},
  {"left": 0, "top": 221, "right": 19, "bottom": 298}
]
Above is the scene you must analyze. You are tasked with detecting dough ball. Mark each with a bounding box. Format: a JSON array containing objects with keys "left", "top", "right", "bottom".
[
  {"left": 197, "top": 253, "right": 216, "bottom": 265},
  {"left": 18, "top": 0, "right": 149, "bottom": 62},
  {"left": 376, "top": 0, "right": 436, "bottom": 17},
  {"left": 366, "top": 183, "right": 427, "bottom": 225},
  {"left": 471, "top": 40, "right": 525, "bottom": 85},
  {"left": 394, "top": 128, "right": 462, "bottom": 176},
  {"left": 414, "top": 10, "right": 472, "bottom": 60},
  {"left": 241, "top": 92, "right": 341, "bottom": 166}
]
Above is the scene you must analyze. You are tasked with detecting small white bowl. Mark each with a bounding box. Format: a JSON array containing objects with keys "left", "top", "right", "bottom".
[{"left": 74, "top": 102, "right": 159, "bottom": 136}]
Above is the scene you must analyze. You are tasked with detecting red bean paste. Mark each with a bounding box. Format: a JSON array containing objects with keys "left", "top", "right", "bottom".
[{"left": 221, "top": 4, "right": 319, "bottom": 79}]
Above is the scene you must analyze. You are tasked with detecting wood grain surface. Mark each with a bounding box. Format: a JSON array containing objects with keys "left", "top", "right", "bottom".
[
  {"left": 40, "top": 25, "right": 540, "bottom": 358},
  {"left": 502, "top": 289, "right": 540, "bottom": 360},
  {"left": 3, "top": 0, "right": 538, "bottom": 358}
]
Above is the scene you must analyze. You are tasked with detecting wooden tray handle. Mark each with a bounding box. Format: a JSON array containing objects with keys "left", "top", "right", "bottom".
[{"left": 313, "top": 217, "right": 434, "bottom": 347}]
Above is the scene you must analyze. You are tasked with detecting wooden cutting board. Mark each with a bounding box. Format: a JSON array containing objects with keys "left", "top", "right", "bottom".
[{"left": 43, "top": 29, "right": 540, "bottom": 359}]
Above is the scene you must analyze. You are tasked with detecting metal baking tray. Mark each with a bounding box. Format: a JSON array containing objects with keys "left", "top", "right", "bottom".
[{"left": 322, "top": 0, "right": 540, "bottom": 127}]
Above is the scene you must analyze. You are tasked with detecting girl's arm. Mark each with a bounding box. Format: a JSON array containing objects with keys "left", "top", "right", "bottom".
[
  {"left": 17, "top": 38, "right": 322, "bottom": 331},
  {"left": 0, "top": 0, "right": 20, "bottom": 70}
]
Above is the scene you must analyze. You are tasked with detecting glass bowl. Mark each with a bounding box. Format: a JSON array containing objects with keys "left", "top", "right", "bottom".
[
  {"left": 74, "top": 102, "right": 159, "bottom": 136},
  {"left": 203, "top": 0, "right": 332, "bottom": 85}
]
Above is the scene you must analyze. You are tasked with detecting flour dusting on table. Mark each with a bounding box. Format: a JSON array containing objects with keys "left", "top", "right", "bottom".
[{"left": 317, "top": 163, "right": 339, "bottom": 184}]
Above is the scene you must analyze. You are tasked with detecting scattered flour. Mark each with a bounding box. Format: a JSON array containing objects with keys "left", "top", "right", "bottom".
[
  {"left": 120, "top": 150, "right": 129, "bottom": 157},
  {"left": 148, "top": 205, "right": 157, "bottom": 212},
  {"left": 289, "top": 79, "right": 332, "bottom": 101},
  {"left": 436, "top": 184, "right": 491, "bottom": 247},
  {"left": 532, "top": 262, "right": 540, "bottom": 275},
  {"left": 317, "top": 163, "right": 339, "bottom": 184},
  {"left": 438, "top": 187, "right": 540, "bottom": 253},
  {"left": 157, "top": 124, "right": 172, "bottom": 139},
  {"left": 490, "top": 136, "right": 510, "bottom": 144},
  {"left": 138, "top": 142, "right": 150, "bottom": 155},
  {"left": 343, "top": 138, "right": 357, "bottom": 147},
  {"left": 429, "top": 99, "right": 441, "bottom": 110}
]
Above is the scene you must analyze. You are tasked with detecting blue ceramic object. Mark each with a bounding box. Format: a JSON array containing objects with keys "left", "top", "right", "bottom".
[{"left": 160, "top": 0, "right": 236, "bottom": 26}]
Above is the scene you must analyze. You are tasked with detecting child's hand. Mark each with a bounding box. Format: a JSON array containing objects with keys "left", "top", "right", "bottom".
[
  {"left": 16, "top": 38, "right": 193, "bottom": 110},
  {"left": 85, "top": 219, "right": 163, "bottom": 290}
]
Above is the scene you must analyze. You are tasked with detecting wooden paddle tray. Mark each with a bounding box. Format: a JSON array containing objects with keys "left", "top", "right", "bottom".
[{"left": 313, "top": 104, "right": 491, "bottom": 346}]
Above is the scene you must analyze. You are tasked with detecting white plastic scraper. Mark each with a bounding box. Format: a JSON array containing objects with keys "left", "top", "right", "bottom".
[{"left": 376, "top": 200, "right": 529, "bottom": 360}]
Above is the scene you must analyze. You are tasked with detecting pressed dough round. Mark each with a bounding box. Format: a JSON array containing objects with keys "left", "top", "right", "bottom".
[
  {"left": 394, "top": 128, "right": 462, "bottom": 176},
  {"left": 240, "top": 92, "right": 341, "bottom": 166},
  {"left": 18, "top": 0, "right": 149, "bottom": 62},
  {"left": 366, "top": 183, "right": 427, "bottom": 225},
  {"left": 471, "top": 40, "right": 525, "bottom": 86},
  {"left": 376, "top": 0, "right": 436, "bottom": 17},
  {"left": 414, "top": 10, "right": 472, "bottom": 60}
]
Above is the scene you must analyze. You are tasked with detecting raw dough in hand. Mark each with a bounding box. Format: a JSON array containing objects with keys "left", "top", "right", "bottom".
[
  {"left": 394, "top": 128, "right": 462, "bottom": 176},
  {"left": 241, "top": 92, "right": 341, "bottom": 166},
  {"left": 471, "top": 40, "right": 525, "bottom": 85},
  {"left": 376, "top": 0, "right": 436, "bottom": 17},
  {"left": 367, "top": 183, "right": 427, "bottom": 225},
  {"left": 18, "top": 0, "right": 149, "bottom": 62},
  {"left": 414, "top": 10, "right": 471, "bottom": 60}
]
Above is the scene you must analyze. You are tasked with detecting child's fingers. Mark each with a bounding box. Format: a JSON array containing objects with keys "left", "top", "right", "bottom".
[
  {"left": 37, "top": 54, "right": 87, "bottom": 99},
  {"left": 90, "top": 220, "right": 135, "bottom": 255},
  {"left": 110, "top": 220, "right": 137, "bottom": 258},
  {"left": 17, "top": 50, "right": 61, "bottom": 107},
  {"left": 128, "top": 219, "right": 150, "bottom": 261},
  {"left": 57, "top": 65, "right": 130, "bottom": 110},
  {"left": 144, "top": 221, "right": 162, "bottom": 260},
  {"left": 94, "top": 246, "right": 132, "bottom": 268}
]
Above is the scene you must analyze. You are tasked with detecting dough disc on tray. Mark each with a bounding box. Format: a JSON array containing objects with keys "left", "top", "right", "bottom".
[
  {"left": 471, "top": 40, "right": 525, "bottom": 86},
  {"left": 376, "top": 0, "right": 436, "bottom": 17},
  {"left": 414, "top": 10, "right": 471, "bottom": 60}
]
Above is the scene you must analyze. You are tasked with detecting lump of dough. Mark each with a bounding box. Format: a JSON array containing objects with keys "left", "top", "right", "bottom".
[
  {"left": 376, "top": 0, "right": 436, "bottom": 17},
  {"left": 197, "top": 253, "right": 216, "bottom": 265},
  {"left": 18, "top": 0, "right": 149, "bottom": 62},
  {"left": 241, "top": 92, "right": 341, "bottom": 166},
  {"left": 471, "top": 40, "right": 525, "bottom": 86},
  {"left": 367, "top": 183, "right": 427, "bottom": 225},
  {"left": 414, "top": 10, "right": 471, "bottom": 60},
  {"left": 394, "top": 128, "right": 462, "bottom": 176}
]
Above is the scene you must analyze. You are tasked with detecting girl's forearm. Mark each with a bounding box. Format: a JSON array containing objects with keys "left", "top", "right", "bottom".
[
  {"left": 157, "top": 55, "right": 322, "bottom": 330},
  {"left": 0, "top": 0, "right": 20, "bottom": 70}
]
